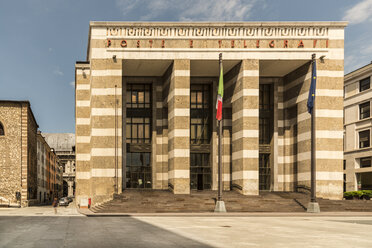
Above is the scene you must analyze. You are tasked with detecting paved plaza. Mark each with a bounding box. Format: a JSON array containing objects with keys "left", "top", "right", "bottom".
[{"left": 1, "top": 207, "right": 372, "bottom": 247}]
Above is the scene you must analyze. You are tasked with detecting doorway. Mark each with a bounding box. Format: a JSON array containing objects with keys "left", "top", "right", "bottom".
[
  {"left": 259, "top": 82, "right": 274, "bottom": 191},
  {"left": 190, "top": 153, "right": 211, "bottom": 190},
  {"left": 259, "top": 153, "right": 271, "bottom": 190},
  {"left": 190, "top": 83, "right": 212, "bottom": 190}
]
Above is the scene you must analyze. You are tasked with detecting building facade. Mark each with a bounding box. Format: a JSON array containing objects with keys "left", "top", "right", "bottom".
[
  {"left": 75, "top": 22, "right": 346, "bottom": 207},
  {"left": 344, "top": 62, "right": 372, "bottom": 191},
  {"left": 46, "top": 148, "right": 62, "bottom": 201},
  {"left": 0, "top": 101, "right": 38, "bottom": 207},
  {"left": 44, "top": 133, "right": 76, "bottom": 197},
  {"left": 37, "top": 131, "right": 47, "bottom": 203}
]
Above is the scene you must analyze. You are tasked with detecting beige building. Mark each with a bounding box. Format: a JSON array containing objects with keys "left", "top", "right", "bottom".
[
  {"left": 75, "top": 22, "right": 347, "bottom": 207},
  {"left": 0, "top": 100, "right": 38, "bottom": 207},
  {"left": 44, "top": 133, "right": 76, "bottom": 197},
  {"left": 344, "top": 62, "right": 372, "bottom": 191},
  {"left": 37, "top": 131, "right": 48, "bottom": 203}
]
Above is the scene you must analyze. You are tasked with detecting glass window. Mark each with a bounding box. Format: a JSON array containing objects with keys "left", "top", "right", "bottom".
[
  {"left": 360, "top": 157, "right": 372, "bottom": 168},
  {"left": 259, "top": 84, "right": 273, "bottom": 144},
  {"left": 359, "top": 102, "right": 370, "bottom": 120},
  {"left": 0, "top": 122, "right": 4, "bottom": 136},
  {"left": 360, "top": 77, "right": 370, "bottom": 92},
  {"left": 190, "top": 84, "right": 211, "bottom": 144},
  {"left": 127, "top": 84, "right": 151, "bottom": 109},
  {"left": 126, "top": 84, "right": 152, "bottom": 144},
  {"left": 359, "top": 130, "right": 370, "bottom": 148}
]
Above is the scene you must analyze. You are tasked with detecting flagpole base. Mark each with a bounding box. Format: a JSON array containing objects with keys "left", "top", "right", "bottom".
[
  {"left": 214, "top": 201, "right": 226, "bottom": 213},
  {"left": 307, "top": 202, "right": 320, "bottom": 213}
]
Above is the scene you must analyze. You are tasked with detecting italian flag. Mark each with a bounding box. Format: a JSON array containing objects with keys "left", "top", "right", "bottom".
[{"left": 216, "top": 64, "right": 224, "bottom": 121}]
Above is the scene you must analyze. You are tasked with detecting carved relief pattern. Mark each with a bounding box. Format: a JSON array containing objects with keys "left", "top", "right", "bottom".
[{"left": 106, "top": 26, "right": 329, "bottom": 38}]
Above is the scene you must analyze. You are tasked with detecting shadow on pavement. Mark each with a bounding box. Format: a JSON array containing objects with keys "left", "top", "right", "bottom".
[{"left": 0, "top": 216, "right": 212, "bottom": 248}]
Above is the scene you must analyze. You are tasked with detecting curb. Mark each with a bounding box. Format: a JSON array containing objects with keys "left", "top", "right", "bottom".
[{"left": 80, "top": 211, "right": 372, "bottom": 217}]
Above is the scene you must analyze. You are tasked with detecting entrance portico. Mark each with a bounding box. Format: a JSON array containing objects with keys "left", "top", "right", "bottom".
[{"left": 75, "top": 22, "right": 346, "bottom": 207}]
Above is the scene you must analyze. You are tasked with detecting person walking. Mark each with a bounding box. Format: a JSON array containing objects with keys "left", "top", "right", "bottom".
[{"left": 52, "top": 197, "right": 58, "bottom": 214}]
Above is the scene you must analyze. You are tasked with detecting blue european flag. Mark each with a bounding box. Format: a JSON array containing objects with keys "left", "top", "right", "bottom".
[{"left": 307, "top": 60, "right": 317, "bottom": 114}]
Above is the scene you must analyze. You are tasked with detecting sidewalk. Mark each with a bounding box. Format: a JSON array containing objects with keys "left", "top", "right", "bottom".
[
  {"left": 0, "top": 204, "right": 83, "bottom": 216},
  {"left": 2, "top": 204, "right": 372, "bottom": 217}
]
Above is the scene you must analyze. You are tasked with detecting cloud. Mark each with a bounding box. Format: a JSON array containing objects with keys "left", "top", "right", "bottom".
[
  {"left": 53, "top": 68, "right": 64, "bottom": 76},
  {"left": 343, "top": 0, "right": 372, "bottom": 24},
  {"left": 70, "top": 81, "right": 75, "bottom": 87},
  {"left": 116, "top": 0, "right": 259, "bottom": 21},
  {"left": 365, "top": 43, "right": 372, "bottom": 53},
  {"left": 48, "top": 48, "right": 53, "bottom": 52},
  {"left": 344, "top": 32, "right": 372, "bottom": 73}
]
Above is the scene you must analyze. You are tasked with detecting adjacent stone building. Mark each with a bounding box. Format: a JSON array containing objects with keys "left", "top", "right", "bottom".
[
  {"left": 0, "top": 100, "right": 38, "bottom": 207},
  {"left": 344, "top": 62, "right": 372, "bottom": 191},
  {"left": 44, "top": 133, "right": 76, "bottom": 197},
  {"left": 75, "top": 22, "right": 346, "bottom": 207}
]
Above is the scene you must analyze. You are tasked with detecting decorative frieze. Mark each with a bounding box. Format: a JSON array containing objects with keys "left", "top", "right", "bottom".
[{"left": 106, "top": 26, "right": 329, "bottom": 39}]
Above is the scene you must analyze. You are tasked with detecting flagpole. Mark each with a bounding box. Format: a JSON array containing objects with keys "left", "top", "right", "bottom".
[
  {"left": 215, "top": 53, "right": 226, "bottom": 213},
  {"left": 310, "top": 56, "right": 316, "bottom": 203},
  {"left": 218, "top": 53, "right": 223, "bottom": 203},
  {"left": 307, "top": 53, "right": 320, "bottom": 213}
]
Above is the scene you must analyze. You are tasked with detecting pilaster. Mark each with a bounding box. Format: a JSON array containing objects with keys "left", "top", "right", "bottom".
[
  {"left": 167, "top": 60, "right": 190, "bottom": 194},
  {"left": 231, "top": 59, "right": 259, "bottom": 195}
]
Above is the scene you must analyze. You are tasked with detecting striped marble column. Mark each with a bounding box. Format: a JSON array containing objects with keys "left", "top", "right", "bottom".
[
  {"left": 222, "top": 109, "right": 232, "bottom": 190},
  {"left": 75, "top": 64, "right": 91, "bottom": 206},
  {"left": 282, "top": 60, "right": 344, "bottom": 200},
  {"left": 154, "top": 80, "right": 168, "bottom": 189},
  {"left": 89, "top": 58, "right": 123, "bottom": 205},
  {"left": 289, "top": 63, "right": 312, "bottom": 195},
  {"left": 313, "top": 59, "right": 344, "bottom": 200},
  {"left": 158, "top": 68, "right": 172, "bottom": 189},
  {"left": 167, "top": 60, "right": 190, "bottom": 194},
  {"left": 231, "top": 59, "right": 259, "bottom": 195},
  {"left": 279, "top": 65, "right": 309, "bottom": 193}
]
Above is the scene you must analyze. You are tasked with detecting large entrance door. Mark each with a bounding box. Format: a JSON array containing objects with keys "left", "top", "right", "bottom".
[
  {"left": 125, "top": 84, "right": 152, "bottom": 189},
  {"left": 259, "top": 153, "right": 271, "bottom": 190},
  {"left": 190, "top": 83, "right": 212, "bottom": 190},
  {"left": 259, "top": 83, "right": 273, "bottom": 191},
  {"left": 190, "top": 153, "right": 211, "bottom": 190}
]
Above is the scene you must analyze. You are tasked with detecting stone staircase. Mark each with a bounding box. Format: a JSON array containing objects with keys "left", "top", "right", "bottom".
[
  {"left": 90, "top": 190, "right": 372, "bottom": 213},
  {"left": 293, "top": 195, "right": 372, "bottom": 212},
  {"left": 91, "top": 190, "right": 304, "bottom": 213}
]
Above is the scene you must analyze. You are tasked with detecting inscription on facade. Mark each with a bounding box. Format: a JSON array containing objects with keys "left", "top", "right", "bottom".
[{"left": 106, "top": 38, "right": 328, "bottom": 49}]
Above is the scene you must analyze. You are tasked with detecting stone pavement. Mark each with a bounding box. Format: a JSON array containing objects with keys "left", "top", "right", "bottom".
[{"left": 1, "top": 214, "right": 372, "bottom": 247}]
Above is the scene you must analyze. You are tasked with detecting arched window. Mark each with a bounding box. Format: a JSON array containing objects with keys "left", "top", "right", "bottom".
[{"left": 0, "top": 122, "right": 4, "bottom": 136}]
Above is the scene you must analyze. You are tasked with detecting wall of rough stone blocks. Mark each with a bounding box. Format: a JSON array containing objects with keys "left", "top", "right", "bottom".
[
  {"left": 0, "top": 102, "right": 38, "bottom": 206},
  {"left": 0, "top": 103, "right": 23, "bottom": 205}
]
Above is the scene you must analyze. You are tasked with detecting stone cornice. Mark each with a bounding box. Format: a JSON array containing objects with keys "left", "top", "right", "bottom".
[
  {"left": 344, "top": 63, "right": 372, "bottom": 83},
  {"left": 90, "top": 21, "right": 348, "bottom": 27}
]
